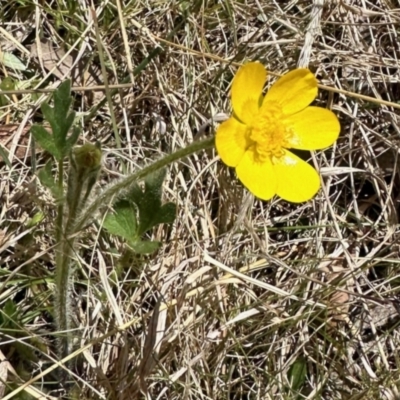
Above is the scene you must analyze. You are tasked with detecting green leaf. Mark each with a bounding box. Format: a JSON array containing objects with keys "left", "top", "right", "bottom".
[
  {"left": 144, "top": 168, "right": 166, "bottom": 200},
  {"left": 36, "top": 79, "right": 79, "bottom": 160},
  {"left": 31, "top": 125, "right": 61, "bottom": 160},
  {"left": 38, "top": 160, "right": 63, "bottom": 201},
  {"left": 0, "top": 77, "right": 15, "bottom": 91},
  {"left": 287, "top": 357, "right": 307, "bottom": 395},
  {"left": 129, "top": 183, "right": 144, "bottom": 204},
  {"left": 0, "top": 144, "right": 11, "bottom": 168},
  {"left": 154, "top": 202, "right": 176, "bottom": 224},
  {"left": 125, "top": 169, "right": 177, "bottom": 236},
  {"left": 132, "top": 169, "right": 166, "bottom": 235},
  {"left": 0, "top": 299, "right": 18, "bottom": 327},
  {"left": 129, "top": 240, "right": 161, "bottom": 254},
  {"left": 54, "top": 80, "right": 72, "bottom": 124},
  {"left": 65, "top": 125, "right": 80, "bottom": 152},
  {"left": 61, "top": 110, "right": 75, "bottom": 138},
  {"left": 104, "top": 169, "right": 175, "bottom": 254},
  {"left": 0, "top": 52, "right": 26, "bottom": 71},
  {"left": 0, "top": 77, "right": 16, "bottom": 106},
  {"left": 41, "top": 101, "right": 54, "bottom": 124},
  {"left": 26, "top": 211, "right": 45, "bottom": 228},
  {"left": 103, "top": 200, "right": 138, "bottom": 241}
]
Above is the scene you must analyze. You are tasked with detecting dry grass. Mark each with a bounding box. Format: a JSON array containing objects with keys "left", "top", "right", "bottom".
[{"left": 1, "top": 0, "right": 400, "bottom": 399}]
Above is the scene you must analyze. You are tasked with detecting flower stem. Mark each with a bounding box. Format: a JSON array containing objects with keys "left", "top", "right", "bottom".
[
  {"left": 55, "top": 159, "right": 64, "bottom": 250},
  {"left": 74, "top": 136, "right": 215, "bottom": 233},
  {"left": 55, "top": 145, "right": 100, "bottom": 364},
  {"left": 56, "top": 175, "right": 86, "bottom": 355}
]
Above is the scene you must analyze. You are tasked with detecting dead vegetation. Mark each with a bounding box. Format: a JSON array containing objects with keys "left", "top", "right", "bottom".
[{"left": 1, "top": 0, "right": 400, "bottom": 399}]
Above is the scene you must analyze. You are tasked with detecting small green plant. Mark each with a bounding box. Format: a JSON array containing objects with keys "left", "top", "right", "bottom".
[
  {"left": 31, "top": 80, "right": 214, "bottom": 379},
  {"left": 103, "top": 169, "right": 176, "bottom": 254},
  {"left": 286, "top": 356, "right": 307, "bottom": 398}
]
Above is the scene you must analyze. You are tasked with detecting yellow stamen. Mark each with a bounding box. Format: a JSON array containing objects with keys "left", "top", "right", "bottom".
[{"left": 249, "top": 104, "right": 294, "bottom": 162}]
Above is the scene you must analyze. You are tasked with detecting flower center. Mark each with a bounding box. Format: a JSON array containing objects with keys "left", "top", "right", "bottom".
[{"left": 249, "top": 104, "right": 294, "bottom": 162}]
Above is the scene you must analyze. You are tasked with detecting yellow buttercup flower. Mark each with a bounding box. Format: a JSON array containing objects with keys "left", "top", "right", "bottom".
[{"left": 216, "top": 62, "right": 340, "bottom": 203}]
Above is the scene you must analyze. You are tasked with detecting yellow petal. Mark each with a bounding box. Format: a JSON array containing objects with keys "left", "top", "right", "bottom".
[
  {"left": 264, "top": 69, "right": 317, "bottom": 116},
  {"left": 216, "top": 117, "right": 249, "bottom": 167},
  {"left": 232, "top": 62, "right": 266, "bottom": 125},
  {"left": 274, "top": 150, "right": 320, "bottom": 203},
  {"left": 287, "top": 107, "right": 340, "bottom": 150},
  {"left": 236, "top": 149, "right": 277, "bottom": 200}
]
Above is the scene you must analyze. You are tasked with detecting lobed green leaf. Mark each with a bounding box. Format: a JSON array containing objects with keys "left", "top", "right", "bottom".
[
  {"left": 31, "top": 125, "right": 61, "bottom": 160},
  {"left": 35, "top": 79, "right": 79, "bottom": 160},
  {"left": 103, "top": 200, "right": 138, "bottom": 241}
]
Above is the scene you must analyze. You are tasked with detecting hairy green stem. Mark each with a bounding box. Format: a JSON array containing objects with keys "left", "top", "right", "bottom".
[
  {"left": 55, "top": 243, "right": 73, "bottom": 361},
  {"left": 75, "top": 136, "right": 215, "bottom": 233},
  {"left": 55, "top": 162, "right": 86, "bottom": 362},
  {"left": 54, "top": 159, "right": 66, "bottom": 360},
  {"left": 55, "top": 159, "right": 64, "bottom": 245}
]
